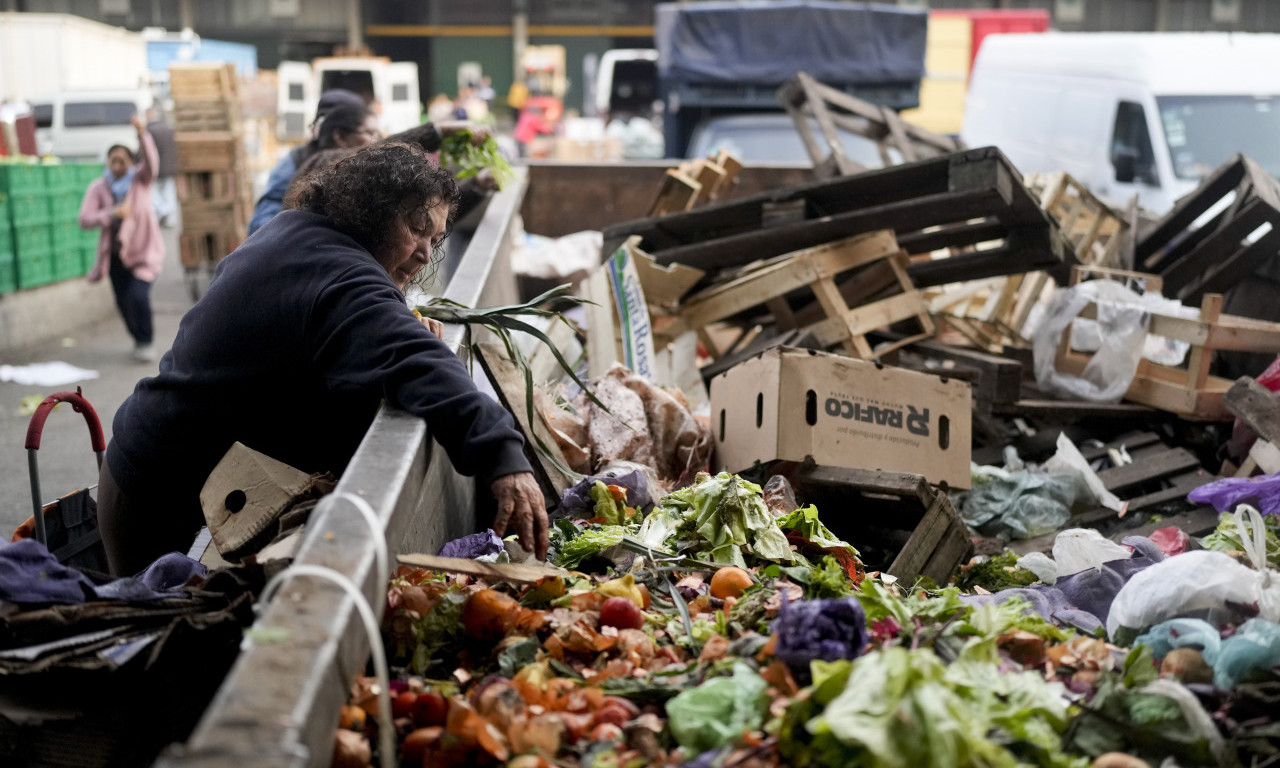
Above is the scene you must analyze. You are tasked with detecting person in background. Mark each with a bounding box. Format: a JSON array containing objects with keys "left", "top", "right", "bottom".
[
  {"left": 79, "top": 114, "right": 163, "bottom": 362},
  {"left": 145, "top": 105, "right": 178, "bottom": 227},
  {"left": 248, "top": 88, "right": 364, "bottom": 235}
]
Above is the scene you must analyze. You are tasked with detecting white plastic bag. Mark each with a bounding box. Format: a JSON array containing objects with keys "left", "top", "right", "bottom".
[
  {"left": 1043, "top": 432, "right": 1126, "bottom": 514},
  {"left": 1106, "top": 549, "right": 1260, "bottom": 639},
  {"left": 1052, "top": 528, "right": 1134, "bottom": 576},
  {"left": 1231, "top": 505, "right": 1280, "bottom": 622},
  {"left": 1032, "top": 281, "right": 1150, "bottom": 402}
]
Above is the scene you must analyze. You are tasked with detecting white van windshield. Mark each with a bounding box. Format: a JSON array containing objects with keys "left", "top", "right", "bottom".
[{"left": 1157, "top": 95, "right": 1280, "bottom": 181}]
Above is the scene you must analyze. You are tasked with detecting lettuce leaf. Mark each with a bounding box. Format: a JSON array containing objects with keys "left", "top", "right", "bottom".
[{"left": 554, "top": 524, "right": 625, "bottom": 569}]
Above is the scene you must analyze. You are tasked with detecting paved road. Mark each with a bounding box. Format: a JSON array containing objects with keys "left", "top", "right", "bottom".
[{"left": 0, "top": 223, "right": 192, "bottom": 537}]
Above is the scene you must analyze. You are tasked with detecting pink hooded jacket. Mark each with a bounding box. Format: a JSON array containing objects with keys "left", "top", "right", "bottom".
[{"left": 79, "top": 131, "right": 164, "bottom": 283}]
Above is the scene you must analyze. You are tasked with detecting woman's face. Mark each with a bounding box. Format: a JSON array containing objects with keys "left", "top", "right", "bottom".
[
  {"left": 108, "top": 148, "right": 132, "bottom": 179},
  {"left": 336, "top": 114, "right": 381, "bottom": 149},
  {"left": 378, "top": 202, "right": 450, "bottom": 289}
]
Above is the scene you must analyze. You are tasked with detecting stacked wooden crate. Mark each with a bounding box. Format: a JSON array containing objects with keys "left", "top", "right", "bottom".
[{"left": 169, "top": 63, "right": 250, "bottom": 273}]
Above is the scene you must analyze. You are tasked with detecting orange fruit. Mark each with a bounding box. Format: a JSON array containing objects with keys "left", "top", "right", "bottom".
[
  {"left": 709, "top": 567, "right": 753, "bottom": 599},
  {"left": 461, "top": 588, "right": 519, "bottom": 640}
]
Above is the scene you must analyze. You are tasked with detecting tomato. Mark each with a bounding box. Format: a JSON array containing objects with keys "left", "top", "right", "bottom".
[
  {"left": 392, "top": 690, "right": 418, "bottom": 720},
  {"left": 412, "top": 690, "right": 449, "bottom": 727},
  {"left": 599, "top": 596, "right": 645, "bottom": 630}
]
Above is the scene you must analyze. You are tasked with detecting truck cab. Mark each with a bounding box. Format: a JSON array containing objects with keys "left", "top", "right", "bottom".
[{"left": 277, "top": 57, "right": 420, "bottom": 141}]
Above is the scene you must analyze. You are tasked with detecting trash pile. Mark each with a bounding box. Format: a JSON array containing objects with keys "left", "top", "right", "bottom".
[{"left": 331, "top": 471, "right": 1280, "bottom": 768}]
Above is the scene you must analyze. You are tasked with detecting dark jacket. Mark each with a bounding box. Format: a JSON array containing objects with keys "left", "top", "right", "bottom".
[
  {"left": 107, "top": 209, "right": 530, "bottom": 516},
  {"left": 146, "top": 120, "right": 178, "bottom": 179}
]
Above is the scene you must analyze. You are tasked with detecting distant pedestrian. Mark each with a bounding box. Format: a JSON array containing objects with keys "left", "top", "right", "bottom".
[
  {"left": 146, "top": 105, "right": 178, "bottom": 227},
  {"left": 79, "top": 114, "right": 163, "bottom": 362}
]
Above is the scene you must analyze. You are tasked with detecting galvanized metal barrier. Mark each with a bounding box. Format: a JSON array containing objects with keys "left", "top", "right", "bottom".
[{"left": 155, "top": 169, "right": 527, "bottom": 768}]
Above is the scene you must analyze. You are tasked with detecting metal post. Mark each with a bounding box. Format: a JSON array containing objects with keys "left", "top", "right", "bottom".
[
  {"left": 179, "top": 0, "right": 194, "bottom": 31},
  {"left": 27, "top": 450, "right": 48, "bottom": 545},
  {"left": 513, "top": 0, "right": 529, "bottom": 86},
  {"left": 347, "top": 0, "right": 364, "bottom": 53}
]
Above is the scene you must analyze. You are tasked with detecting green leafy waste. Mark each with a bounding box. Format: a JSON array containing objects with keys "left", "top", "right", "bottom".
[
  {"left": 638, "top": 472, "right": 795, "bottom": 568},
  {"left": 953, "top": 550, "right": 1041, "bottom": 593},
  {"left": 438, "top": 130, "right": 516, "bottom": 190},
  {"left": 1200, "top": 511, "right": 1280, "bottom": 569}
]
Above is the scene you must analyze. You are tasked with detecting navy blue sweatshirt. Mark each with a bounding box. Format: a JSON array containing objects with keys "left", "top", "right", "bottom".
[{"left": 108, "top": 209, "right": 530, "bottom": 512}]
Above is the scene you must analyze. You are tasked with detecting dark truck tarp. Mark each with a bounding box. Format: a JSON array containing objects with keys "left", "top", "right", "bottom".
[{"left": 654, "top": 1, "right": 927, "bottom": 86}]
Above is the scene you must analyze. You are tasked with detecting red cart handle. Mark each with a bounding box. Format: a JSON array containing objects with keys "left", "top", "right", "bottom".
[{"left": 24, "top": 387, "right": 106, "bottom": 453}]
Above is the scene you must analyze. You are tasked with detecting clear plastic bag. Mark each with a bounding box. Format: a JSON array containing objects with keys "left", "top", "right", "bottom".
[
  {"left": 1032, "top": 280, "right": 1150, "bottom": 402},
  {"left": 1215, "top": 617, "right": 1280, "bottom": 689},
  {"left": 1106, "top": 549, "right": 1260, "bottom": 639},
  {"left": 1052, "top": 528, "right": 1134, "bottom": 575},
  {"left": 960, "top": 472, "right": 1079, "bottom": 540}
]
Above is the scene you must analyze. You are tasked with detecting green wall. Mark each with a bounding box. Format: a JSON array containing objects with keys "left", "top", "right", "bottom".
[
  {"left": 527, "top": 34, "right": 610, "bottom": 115},
  {"left": 429, "top": 36, "right": 513, "bottom": 106}
]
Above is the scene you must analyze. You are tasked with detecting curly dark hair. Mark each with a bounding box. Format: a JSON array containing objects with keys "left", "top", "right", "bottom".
[{"left": 284, "top": 142, "right": 460, "bottom": 260}]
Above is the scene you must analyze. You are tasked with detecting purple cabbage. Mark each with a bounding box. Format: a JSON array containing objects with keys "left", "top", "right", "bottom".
[
  {"left": 438, "top": 529, "right": 504, "bottom": 559},
  {"left": 773, "top": 597, "right": 868, "bottom": 680},
  {"left": 556, "top": 470, "right": 653, "bottom": 519}
]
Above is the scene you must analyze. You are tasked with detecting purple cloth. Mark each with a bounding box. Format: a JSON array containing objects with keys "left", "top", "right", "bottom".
[
  {"left": 0, "top": 540, "right": 206, "bottom": 605},
  {"left": 962, "top": 585, "right": 1104, "bottom": 635},
  {"left": 438, "top": 529, "right": 504, "bottom": 559},
  {"left": 558, "top": 471, "right": 653, "bottom": 519}
]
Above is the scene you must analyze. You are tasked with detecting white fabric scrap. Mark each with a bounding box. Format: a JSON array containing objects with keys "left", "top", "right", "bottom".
[{"left": 0, "top": 362, "right": 100, "bottom": 387}]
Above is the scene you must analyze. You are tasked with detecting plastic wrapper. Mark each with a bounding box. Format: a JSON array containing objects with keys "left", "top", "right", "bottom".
[
  {"left": 1135, "top": 618, "right": 1222, "bottom": 664},
  {"left": 1214, "top": 618, "right": 1280, "bottom": 689},
  {"left": 1052, "top": 528, "right": 1135, "bottom": 575},
  {"left": 557, "top": 470, "right": 653, "bottom": 520},
  {"left": 664, "top": 661, "right": 768, "bottom": 754},
  {"left": 1106, "top": 549, "right": 1262, "bottom": 639},
  {"left": 763, "top": 475, "right": 799, "bottom": 517},
  {"left": 1043, "top": 433, "right": 1126, "bottom": 514},
  {"left": 773, "top": 597, "right": 868, "bottom": 680},
  {"left": 438, "top": 529, "right": 505, "bottom": 561},
  {"left": 960, "top": 471, "right": 1080, "bottom": 540},
  {"left": 960, "top": 585, "right": 1104, "bottom": 635},
  {"left": 1032, "top": 280, "right": 1151, "bottom": 402},
  {"left": 1148, "top": 526, "right": 1191, "bottom": 556},
  {"left": 1187, "top": 474, "right": 1280, "bottom": 517}
]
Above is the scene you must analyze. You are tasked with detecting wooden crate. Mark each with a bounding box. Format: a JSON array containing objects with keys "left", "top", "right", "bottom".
[
  {"left": 777, "top": 71, "right": 964, "bottom": 179},
  {"left": 661, "top": 230, "right": 935, "bottom": 360},
  {"left": 180, "top": 230, "right": 242, "bottom": 270},
  {"left": 173, "top": 102, "right": 240, "bottom": 134},
  {"left": 168, "top": 63, "right": 239, "bottom": 105},
  {"left": 781, "top": 462, "right": 973, "bottom": 585},
  {"left": 648, "top": 150, "right": 743, "bottom": 217},
  {"left": 1054, "top": 269, "right": 1280, "bottom": 420},
  {"left": 177, "top": 171, "right": 243, "bottom": 206},
  {"left": 176, "top": 134, "right": 243, "bottom": 173}
]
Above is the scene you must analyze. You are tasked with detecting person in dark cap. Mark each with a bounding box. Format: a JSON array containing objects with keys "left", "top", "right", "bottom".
[{"left": 249, "top": 89, "right": 367, "bottom": 234}]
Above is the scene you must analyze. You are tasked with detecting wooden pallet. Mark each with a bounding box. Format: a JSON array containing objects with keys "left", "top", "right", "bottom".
[
  {"left": 603, "top": 147, "right": 1068, "bottom": 292},
  {"left": 782, "top": 462, "right": 973, "bottom": 585},
  {"left": 1009, "top": 430, "right": 1217, "bottom": 555},
  {"left": 661, "top": 230, "right": 934, "bottom": 360},
  {"left": 175, "top": 133, "right": 244, "bottom": 173},
  {"left": 1139, "top": 154, "right": 1280, "bottom": 303},
  {"left": 648, "top": 150, "right": 743, "bottom": 217},
  {"left": 1054, "top": 269, "right": 1280, "bottom": 420},
  {"left": 777, "top": 71, "right": 964, "bottom": 178},
  {"left": 169, "top": 62, "right": 240, "bottom": 105},
  {"left": 180, "top": 230, "right": 243, "bottom": 270},
  {"left": 177, "top": 170, "right": 244, "bottom": 206}
]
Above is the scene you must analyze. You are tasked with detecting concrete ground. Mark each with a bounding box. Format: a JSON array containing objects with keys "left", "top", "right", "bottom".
[{"left": 0, "top": 222, "right": 191, "bottom": 536}]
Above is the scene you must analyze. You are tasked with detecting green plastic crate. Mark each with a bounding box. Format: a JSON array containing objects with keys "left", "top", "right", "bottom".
[
  {"left": 53, "top": 248, "right": 84, "bottom": 281},
  {"left": 0, "top": 164, "right": 48, "bottom": 194},
  {"left": 49, "top": 192, "right": 81, "bottom": 222},
  {"left": 16, "top": 249, "right": 53, "bottom": 289},
  {"left": 0, "top": 252, "right": 15, "bottom": 294},
  {"left": 50, "top": 221, "right": 79, "bottom": 253},
  {"left": 7, "top": 191, "right": 51, "bottom": 226},
  {"left": 78, "top": 226, "right": 100, "bottom": 249},
  {"left": 13, "top": 223, "right": 52, "bottom": 257}
]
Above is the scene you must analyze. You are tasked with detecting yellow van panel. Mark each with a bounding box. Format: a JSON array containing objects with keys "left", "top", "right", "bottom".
[
  {"left": 900, "top": 77, "right": 967, "bottom": 136},
  {"left": 924, "top": 16, "right": 973, "bottom": 78}
]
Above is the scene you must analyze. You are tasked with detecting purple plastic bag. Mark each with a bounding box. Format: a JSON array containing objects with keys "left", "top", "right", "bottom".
[
  {"left": 556, "top": 470, "right": 652, "bottom": 519},
  {"left": 438, "top": 529, "right": 504, "bottom": 559},
  {"left": 1188, "top": 474, "right": 1280, "bottom": 516}
]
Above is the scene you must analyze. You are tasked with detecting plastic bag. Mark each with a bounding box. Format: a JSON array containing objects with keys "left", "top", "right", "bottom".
[
  {"left": 1148, "top": 526, "right": 1191, "bottom": 556},
  {"left": 1106, "top": 549, "right": 1261, "bottom": 639},
  {"left": 665, "top": 661, "right": 768, "bottom": 754},
  {"left": 1230, "top": 505, "right": 1280, "bottom": 621},
  {"left": 1052, "top": 528, "right": 1134, "bottom": 575},
  {"left": 1033, "top": 280, "right": 1150, "bottom": 402},
  {"left": 1016, "top": 552, "right": 1059, "bottom": 584},
  {"left": 763, "top": 475, "right": 799, "bottom": 518},
  {"left": 1187, "top": 474, "right": 1280, "bottom": 517},
  {"left": 1134, "top": 618, "right": 1222, "bottom": 663},
  {"left": 1043, "top": 433, "right": 1126, "bottom": 514},
  {"left": 1214, "top": 618, "right": 1280, "bottom": 689},
  {"left": 961, "top": 471, "right": 1079, "bottom": 540}
]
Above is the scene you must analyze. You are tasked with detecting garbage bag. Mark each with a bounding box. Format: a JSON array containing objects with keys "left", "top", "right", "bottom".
[
  {"left": 1214, "top": 618, "right": 1280, "bottom": 689},
  {"left": 1188, "top": 474, "right": 1280, "bottom": 517},
  {"left": 1135, "top": 618, "right": 1222, "bottom": 664},
  {"left": 960, "top": 585, "right": 1104, "bottom": 634},
  {"left": 665, "top": 660, "right": 768, "bottom": 754},
  {"left": 1033, "top": 280, "right": 1150, "bottom": 402},
  {"left": 961, "top": 471, "right": 1080, "bottom": 540},
  {"left": 1052, "top": 528, "right": 1134, "bottom": 575},
  {"left": 1043, "top": 433, "right": 1125, "bottom": 514},
  {"left": 1106, "top": 550, "right": 1261, "bottom": 639}
]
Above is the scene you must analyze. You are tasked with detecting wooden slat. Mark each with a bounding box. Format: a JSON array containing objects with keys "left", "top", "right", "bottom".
[
  {"left": 1095, "top": 448, "right": 1203, "bottom": 494},
  {"left": 1224, "top": 376, "right": 1280, "bottom": 444}
]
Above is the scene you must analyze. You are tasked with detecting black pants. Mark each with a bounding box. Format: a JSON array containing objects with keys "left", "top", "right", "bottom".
[
  {"left": 98, "top": 452, "right": 202, "bottom": 576},
  {"left": 108, "top": 253, "right": 153, "bottom": 345}
]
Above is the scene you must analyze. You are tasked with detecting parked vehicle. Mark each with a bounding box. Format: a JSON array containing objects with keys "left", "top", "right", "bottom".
[
  {"left": 963, "top": 32, "right": 1280, "bottom": 213},
  {"left": 276, "top": 56, "right": 420, "bottom": 141},
  {"left": 30, "top": 89, "right": 152, "bottom": 161},
  {"left": 0, "top": 12, "right": 147, "bottom": 103},
  {"left": 686, "top": 113, "right": 899, "bottom": 168},
  {"left": 592, "top": 48, "right": 659, "bottom": 123},
  {"left": 654, "top": 2, "right": 927, "bottom": 158}
]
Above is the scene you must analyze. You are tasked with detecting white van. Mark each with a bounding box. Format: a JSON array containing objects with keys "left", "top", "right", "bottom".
[
  {"left": 962, "top": 33, "right": 1280, "bottom": 213},
  {"left": 31, "top": 89, "right": 153, "bottom": 162},
  {"left": 276, "top": 56, "right": 420, "bottom": 141}
]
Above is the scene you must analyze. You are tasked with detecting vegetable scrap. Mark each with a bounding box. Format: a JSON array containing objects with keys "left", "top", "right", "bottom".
[
  {"left": 336, "top": 482, "right": 1280, "bottom": 768},
  {"left": 439, "top": 130, "right": 516, "bottom": 190}
]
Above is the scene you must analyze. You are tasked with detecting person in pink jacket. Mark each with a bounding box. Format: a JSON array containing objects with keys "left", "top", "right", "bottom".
[{"left": 79, "top": 114, "right": 164, "bottom": 362}]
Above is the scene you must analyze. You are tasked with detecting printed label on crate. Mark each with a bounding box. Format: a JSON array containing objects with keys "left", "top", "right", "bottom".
[{"left": 606, "top": 242, "right": 656, "bottom": 381}]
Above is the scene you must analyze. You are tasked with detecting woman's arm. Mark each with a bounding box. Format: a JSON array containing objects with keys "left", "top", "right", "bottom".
[{"left": 131, "top": 115, "right": 159, "bottom": 185}]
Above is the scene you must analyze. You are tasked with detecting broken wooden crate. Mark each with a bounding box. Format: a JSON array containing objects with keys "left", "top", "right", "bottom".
[
  {"left": 1055, "top": 284, "right": 1280, "bottom": 420},
  {"left": 1009, "top": 430, "right": 1218, "bottom": 555},
  {"left": 659, "top": 230, "right": 934, "bottom": 360},
  {"left": 648, "top": 150, "right": 743, "bottom": 217},
  {"left": 602, "top": 146, "right": 1068, "bottom": 291},
  {"left": 1224, "top": 376, "right": 1280, "bottom": 477},
  {"left": 777, "top": 71, "right": 965, "bottom": 178},
  {"left": 1139, "top": 154, "right": 1280, "bottom": 304},
  {"left": 781, "top": 463, "right": 973, "bottom": 585}
]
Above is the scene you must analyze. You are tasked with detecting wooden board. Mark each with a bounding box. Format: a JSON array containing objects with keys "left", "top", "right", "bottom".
[{"left": 397, "top": 553, "right": 566, "bottom": 582}]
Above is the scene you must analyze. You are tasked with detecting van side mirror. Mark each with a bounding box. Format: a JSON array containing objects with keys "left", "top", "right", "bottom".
[{"left": 1112, "top": 146, "right": 1138, "bottom": 183}]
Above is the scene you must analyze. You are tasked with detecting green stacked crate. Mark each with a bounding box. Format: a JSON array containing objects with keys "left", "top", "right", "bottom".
[
  {"left": 0, "top": 164, "right": 48, "bottom": 196},
  {"left": 13, "top": 223, "right": 52, "bottom": 255},
  {"left": 0, "top": 250, "right": 15, "bottom": 294},
  {"left": 50, "top": 220, "right": 85, "bottom": 280},
  {"left": 16, "top": 249, "right": 53, "bottom": 289},
  {"left": 48, "top": 191, "right": 81, "bottom": 224},
  {"left": 7, "top": 190, "right": 51, "bottom": 227},
  {"left": 53, "top": 249, "right": 83, "bottom": 281}
]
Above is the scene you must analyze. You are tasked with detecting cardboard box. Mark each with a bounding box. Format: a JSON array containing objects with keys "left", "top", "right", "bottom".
[{"left": 710, "top": 347, "right": 972, "bottom": 488}]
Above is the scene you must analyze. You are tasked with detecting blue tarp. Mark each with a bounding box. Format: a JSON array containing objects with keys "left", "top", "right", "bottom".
[
  {"left": 654, "top": 1, "right": 927, "bottom": 86},
  {"left": 147, "top": 39, "right": 258, "bottom": 80}
]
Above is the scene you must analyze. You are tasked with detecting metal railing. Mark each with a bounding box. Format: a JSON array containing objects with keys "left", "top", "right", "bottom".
[{"left": 156, "top": 168, "right": 528, "bottom": 768}]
